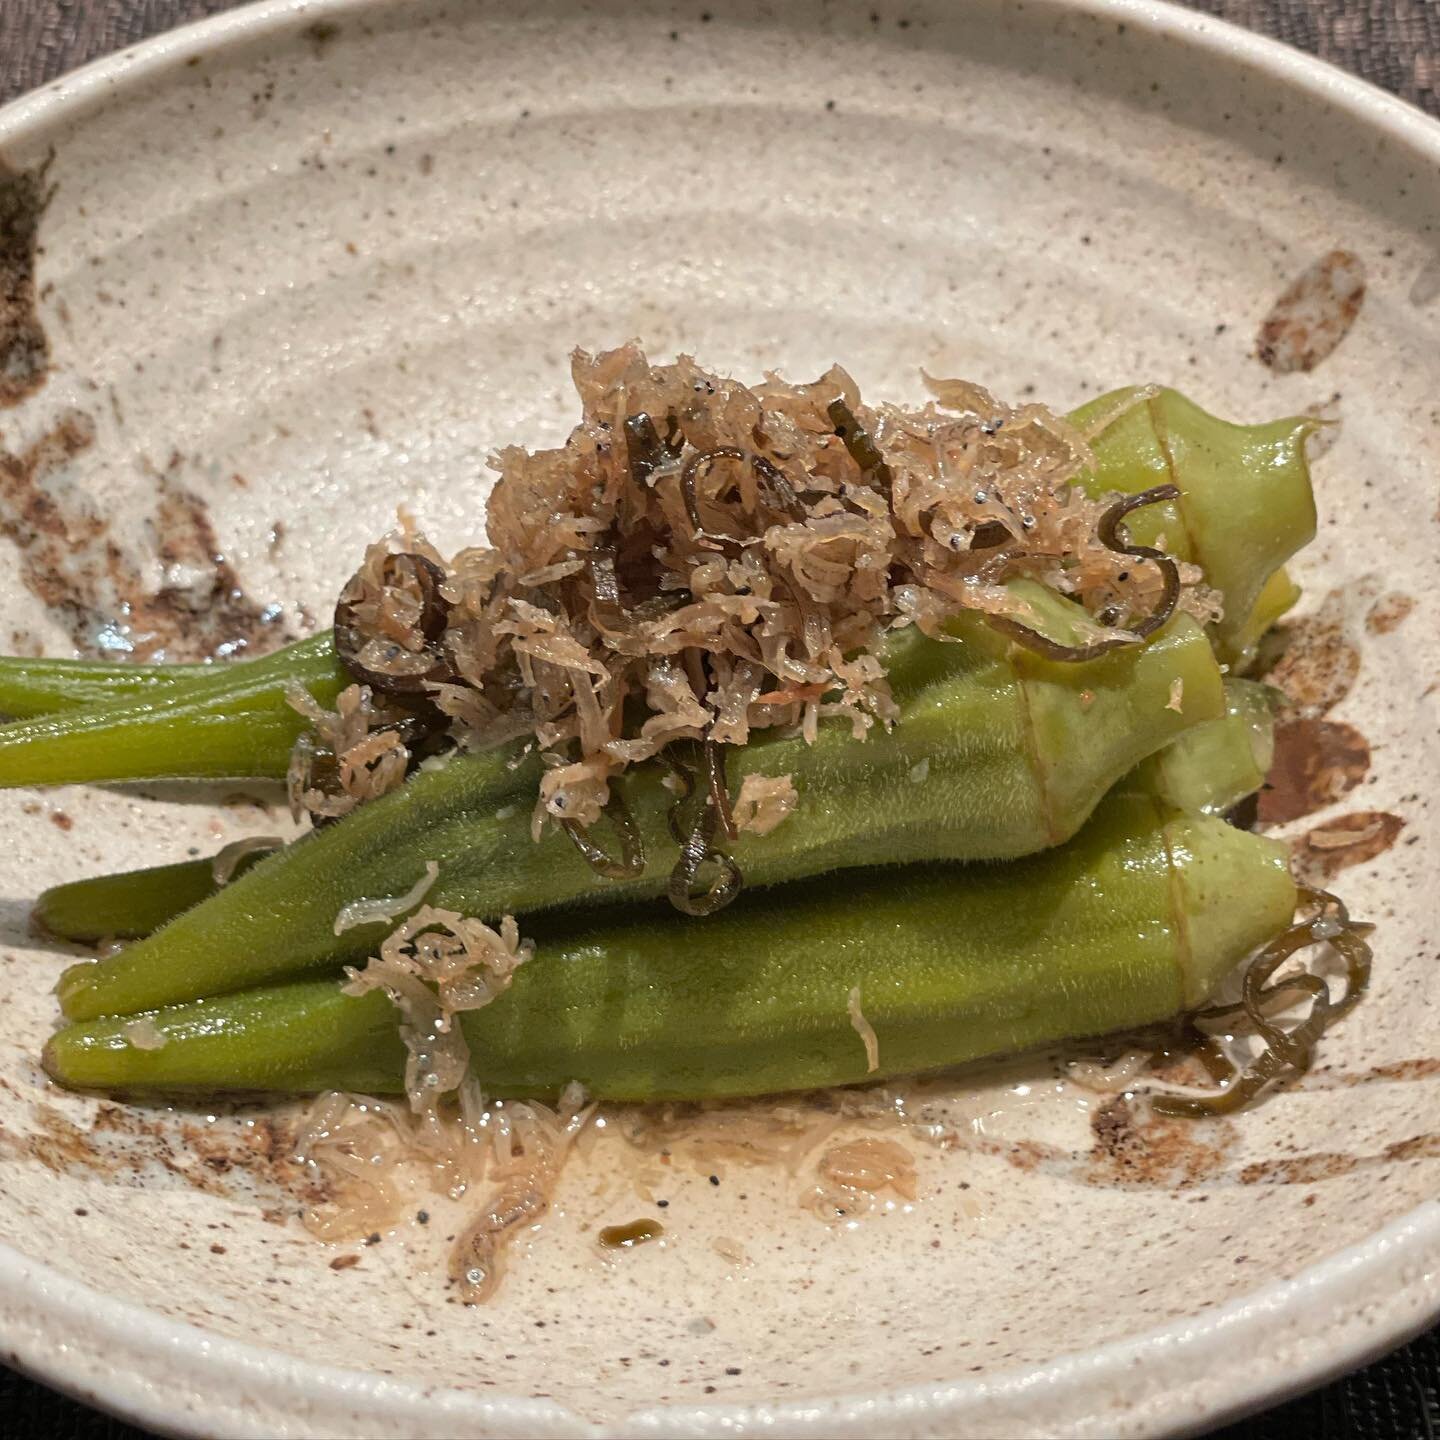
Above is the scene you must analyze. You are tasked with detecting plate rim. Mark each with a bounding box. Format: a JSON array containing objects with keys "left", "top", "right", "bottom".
[
  {"left": 2, "top": 0, "right": 1439, "bottom": 1435},
  {"left": 6, "top": 1208, "right": 1440, "bottom": 1438}
]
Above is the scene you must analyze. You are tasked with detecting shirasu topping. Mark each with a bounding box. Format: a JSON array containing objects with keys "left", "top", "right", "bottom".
[{"left": 298, "top": 345, "right": 1216, "bottom": 910}]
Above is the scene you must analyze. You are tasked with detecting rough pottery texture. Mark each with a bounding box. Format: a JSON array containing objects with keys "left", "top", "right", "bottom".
[{"left": 0, "top": 2, "right": 1437, "bottom": 1437}]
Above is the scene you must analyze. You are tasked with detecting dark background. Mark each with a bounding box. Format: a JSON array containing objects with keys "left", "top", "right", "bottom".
[{"left": 1, "top": 2, "right": 1438, "bottom": 1436}]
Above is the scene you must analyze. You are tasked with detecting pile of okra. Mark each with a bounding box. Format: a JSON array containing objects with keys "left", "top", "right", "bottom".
[{"left": 5, "top": 388, "right": 1330, "bottom": 1103}]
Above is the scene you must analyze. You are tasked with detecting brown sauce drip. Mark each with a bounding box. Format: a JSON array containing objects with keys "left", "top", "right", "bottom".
[
  {"left": 0, "top": 423, "right": 291, "bottom": 660},
  {"left": 0, "top": 1090, "right": 315, "bottom": 1209},
  {"left": 0, "top": 156, "right": 52, "bottom": 407},
  {"left": 1364, "top": 592, "right": 1415, "bottom": 634},
  {"left": 598, "top": 1217, "right": 665, "bottom": 1249},
  {"left": 1086, "top": 1095, "right": 1234, "bottom": 1188},
  {"left": 1256, "top": 249, "right": 1365, "bottom": 373},
  {"left": 1262, "top": 589, "right": 1361, "bottom": 720},
  {"left": 1293, "top": 810, "right": 1405, "bottom": 882},
  {"left": 1258, "top": 718, "right": 1370, "bottom": 825}
]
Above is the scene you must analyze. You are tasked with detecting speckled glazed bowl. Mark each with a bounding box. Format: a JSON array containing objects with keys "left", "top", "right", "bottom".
[{"left": 1, "top": 1, "right": 1438, "bottom": 1435}]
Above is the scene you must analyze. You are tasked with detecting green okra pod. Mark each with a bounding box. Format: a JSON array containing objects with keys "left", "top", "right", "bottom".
[
  {"left": 0, "top": 634, "right": 345, "bottom": 787},
  {"left": 0, "top": 388, "right": 1313, "bottom": 789},
  {"left": 1073, "top": 388, "right": 1316, "bottom": 660},
  {"left": 57, "top": 589, "right": 1222, "bottom": 1021},
  {"left": 43, "top": 788, "right": 1296, "bottom": 1101},
  {"left": 34, "top": 847, "right": 275, "bottom": 944},
  {"left": 31, "top": 671, "right": 1272, "bottom": 948}
]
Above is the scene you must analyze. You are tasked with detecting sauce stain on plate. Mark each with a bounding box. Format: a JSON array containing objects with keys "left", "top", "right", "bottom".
[
  {"left": 1293, "top": 810, "right": 1406, "bottom": 882},
  {"left": 0, "top": 156, "right": 52, "bottom": 408},
  {"left": 1257, "top": 249, "right": 1366, "bottom": 373},
  {"left": 0, "top": 418, "right": 290, "bottom": 660},
  {"left": 1259, "top": 718, "right": 1370, "bottom": 825}
]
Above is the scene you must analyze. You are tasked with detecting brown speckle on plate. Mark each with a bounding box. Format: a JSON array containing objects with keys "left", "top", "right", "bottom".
[
  {"left": 304, "top": 21, "right": 342, "bottom": 58},
  {"left": 1263, "top": 591, "right": 1361, "bottom": 719},
  {"left": 1256, "top": 249, "right": 1366, "bottom": 373},
  {"left": 1293, "top": 810, "right": 1406, "bottom": 881},
  {"left": 0, "top": 155, "right": 53, "bottom": 408},
  {"left": 1258, "top": 718, "right": 1370, "bottom": 825},
  {"left": 1364, "top": 592, "right": 1415, "bottom": 634}
]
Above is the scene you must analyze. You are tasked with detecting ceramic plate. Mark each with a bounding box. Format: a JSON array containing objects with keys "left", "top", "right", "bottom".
[{"left": 1, "top": 1, "right": 1438, "bottom": 1435}]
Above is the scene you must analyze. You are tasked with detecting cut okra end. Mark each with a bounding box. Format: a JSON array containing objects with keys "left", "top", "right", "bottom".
[
  {"left": 1075, "top": 389, "right": 1318, "bottom": 662},
  {"left": 1131, "top": 678, "right": 1273, "bottom": 817}
]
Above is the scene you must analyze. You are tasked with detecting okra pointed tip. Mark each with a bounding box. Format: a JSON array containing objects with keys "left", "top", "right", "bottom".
[
  {"left": 38, "top": 1020, "right": 104, "bottom": 1089},
  {"left": 27, "top": 899, "right": 55, "bottom": 943},
  {"left": 42, "top": 1017, "right": 133, "bottom": 1090},
  {"left": 39, "top": 1031, "right": 66, "bottom": 1086},
  {"left": 56, "top": 959, "right": 102, "bottom": 1021}
]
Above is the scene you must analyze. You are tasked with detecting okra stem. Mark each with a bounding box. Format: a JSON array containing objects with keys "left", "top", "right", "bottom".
[
  {"left": 0, "top": 656, "right": 205, "bottom": 718},
  {"left": 43, "top": 792, "right": 1295, "bottom": 1100},
  {"left": 0, "top": 632, "right": 335, "bottom": 717}
]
